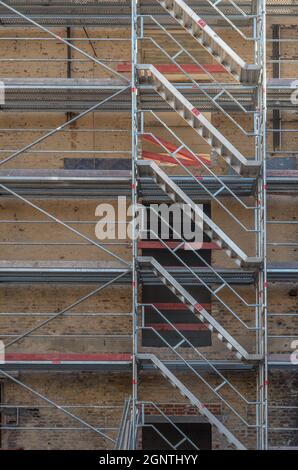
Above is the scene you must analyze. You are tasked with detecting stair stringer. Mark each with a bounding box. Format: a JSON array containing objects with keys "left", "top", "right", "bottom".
[
  {"left": 139, "top": 65, "right": 261, "bottom": 177},
  {"left": 138, "top": 256, "right": 262, "bottom": 361},
  {"left": 156, "top": 0, "right": 260, "bottom": 83},
  {"left": 138, "top": 160, "right": 262, "bottom": 268},
  {"left": 138, "top": 353, "right": 247, "bottom": 450}
]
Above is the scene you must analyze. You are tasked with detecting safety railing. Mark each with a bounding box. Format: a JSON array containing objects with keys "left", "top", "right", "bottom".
[
  {"left": 139, "top": 14, "right": 259, "bottom": 135},
  {"left": 0, "top": 403, "right": 123, "bottom": 444},
  {"left": 143, "top": 205, "right": 259, "bottom": 314},
  {"left": 268, "top": 405, "right": 298, "bottom": 448},
  {"left": 139, "top": 303, "right": 259, "bottom": 428},
  {"left": 139, "top": 401, "right": 199, "bottom": 450},
  {"left": 140, "top": 112, "right": 260, "bottom": 234},
  {"left": 203, "top": 0, "right": 258, "bottom": 40},
  {"left": 138, "top": 208, "right": 260, "bottom": 358}
]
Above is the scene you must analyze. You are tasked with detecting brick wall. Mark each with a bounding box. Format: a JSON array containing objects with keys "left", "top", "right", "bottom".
[
  {"left": 144, "top": 403, "right": 221, "bottom": 416},
  {"left": 0, "top": 8, "right": 296, "bottom": 452}
]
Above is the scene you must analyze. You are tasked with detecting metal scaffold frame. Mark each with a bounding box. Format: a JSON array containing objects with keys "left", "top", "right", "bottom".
[
  {"left": 0, "top": 0, "right": 133, "bottom": 449},
  {"left": 131, "top": 0, "right": 271, "bottom": 450},
  {"left": 0, "top": 0, "right": 296, "bottom": 451},
  {"left": 132, "top": 1, "right": 295, "bottom": 450}
]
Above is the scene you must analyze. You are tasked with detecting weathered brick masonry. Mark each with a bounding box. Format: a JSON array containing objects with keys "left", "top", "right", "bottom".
[{"left": 0, "top": 2, "right": 297, "bottom": 450}]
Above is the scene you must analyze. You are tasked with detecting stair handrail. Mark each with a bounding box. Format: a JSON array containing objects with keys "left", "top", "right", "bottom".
[
  {"left": 140, "top": 15, "right": 259, "bottom": 137},
  {"left": 157, "top": 0, "right": 258, "bottom": 41},
  {"left": 141, "top": 122, "right": 259, "bottom": 232},
  {"left": 142, "top": 204, "right": 259, "bottom": 309},
  {"left": 140, "top": 64, "right": 260, "bottom": 171},
  {"left": 140, "top": 303, "right": 259, "bottom": 420},
  {"left": 141, "top": 110, "right": 260, "bottom": 225},
  {"left": 139, "top": 401, "right": 200, "bottom": 449},
  {"left": 142, "top": 217, "right": 259, "bottom": 330},
  {"left": 203, "top": 0, "right": 258, "bottom": 40}
]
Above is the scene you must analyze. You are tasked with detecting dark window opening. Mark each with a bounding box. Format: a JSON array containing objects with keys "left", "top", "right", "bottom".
[
  {"left": 142, "top": 420, "right": 212, "bottom": 450},
  {"left": 141, "top": 202, "right": 212, "bottom": 348}
]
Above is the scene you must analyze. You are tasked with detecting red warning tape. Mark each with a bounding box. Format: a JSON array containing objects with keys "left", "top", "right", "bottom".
[
  {"left": 191, "top": 108, "right": 201, "bottom": 116},
  {"left": 195, "top": 303, "right": 204, "bottom": 312},
  {"left": 197, "top": 19, "right": 207, "bottom": 28}
]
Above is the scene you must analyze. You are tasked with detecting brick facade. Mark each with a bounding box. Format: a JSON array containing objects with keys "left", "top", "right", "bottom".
[{"left": 0, "top": 3, "right": 296, "bottom": 451}]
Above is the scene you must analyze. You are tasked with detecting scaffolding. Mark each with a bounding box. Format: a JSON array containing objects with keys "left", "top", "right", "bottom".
[{"left": 0, "top": 0, "right": 297, "bottom": 451}]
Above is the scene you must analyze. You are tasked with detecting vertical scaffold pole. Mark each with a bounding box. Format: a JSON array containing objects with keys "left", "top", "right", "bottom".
[
  {"left": 261, "top": 0, "right": 268, "bottom": 450},
  {"left": 131, "top": 0, "right": 139, "bottom": 450},
  {"left": 256, "top": 0, "right": 268, "bottom": 450}
]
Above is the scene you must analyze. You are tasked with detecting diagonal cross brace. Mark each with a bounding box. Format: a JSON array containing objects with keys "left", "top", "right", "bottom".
[{"left": 0, "top": 369, "right": 116, "bottom": 444}]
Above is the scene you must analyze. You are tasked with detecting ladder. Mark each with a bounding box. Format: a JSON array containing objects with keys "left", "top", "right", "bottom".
[
  {"left": 138, "top": 160, "right": 262, "bottom": 268},
  {"left": 138, "top": 353, "right": 246, "bottom": 449},
  {"left": 139, "top": 65, "right": 261, "bottom": 177},
  {"left": 156, "top": 0, "right": 260, "bottom": 84},
  {"left": 138, "top": 256, "right": 261, "bottom": 361}
]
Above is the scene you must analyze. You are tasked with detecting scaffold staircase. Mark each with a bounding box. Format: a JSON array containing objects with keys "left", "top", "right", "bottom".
[
  {"left": 156, "top": 0, "right": 260, "bottom": 84},
  {"left": 139, "top": 65, "right": 260, "bottom": 176},
  {"left": 138, "top": 353, "right": 246, "bottom": 449},
  {"left": 138, "top": 256, "right": 260, "bottom": 361},
  {"left": 138, "top": 160, "right": 261, "bottom": 268},
  {"left": 135, "top": 0, "right": 264, "bottom": 451}
]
